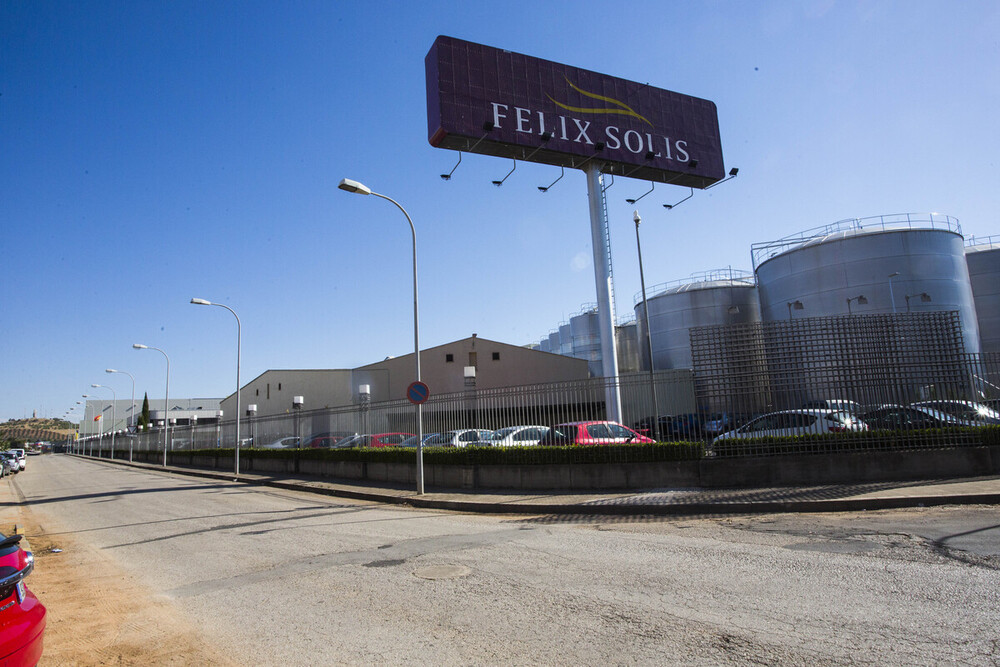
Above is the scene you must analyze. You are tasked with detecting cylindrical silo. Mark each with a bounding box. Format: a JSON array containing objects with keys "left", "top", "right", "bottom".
[
  {"left": 547, "top": 331, "right": 560, "bottom": 355},
  {"left": 753, "top": 213, "right": 980, "bottom": 353},
  {"left": 570, "top": 306, "right": 602, "bottom": 376},
  {"left": 633, "top": 269, "right": 761, "bottom": 370},
  {"left": 558, "top": 323, "right": 573, "bottom": 356},
  {"left": 966, "top": 236, "right": 1000, "bottom": 355},
  {"left": 538, "top": 337, "right": 552, "bottom": 354},
  {"left": 615, "top": 320, "right": 641, "bottom": 374}
]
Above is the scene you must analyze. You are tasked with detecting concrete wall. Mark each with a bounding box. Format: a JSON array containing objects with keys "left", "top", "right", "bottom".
[{"left": 112, "top": 446, "right": 1000, "bottom": 490}]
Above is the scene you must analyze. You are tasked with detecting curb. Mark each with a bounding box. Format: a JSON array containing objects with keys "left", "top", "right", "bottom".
[{"left": 70, "top": 455, "right": 1000, "bottom": 517}]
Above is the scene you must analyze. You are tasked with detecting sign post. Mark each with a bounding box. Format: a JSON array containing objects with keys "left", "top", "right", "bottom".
[{"left": 426, "top": 36, "right": 727, "bottom": 422}]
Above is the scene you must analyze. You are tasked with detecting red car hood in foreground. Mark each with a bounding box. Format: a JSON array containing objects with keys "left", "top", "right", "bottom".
[{"left": 0, "top": 534, "right": 45, "bottom": 666}]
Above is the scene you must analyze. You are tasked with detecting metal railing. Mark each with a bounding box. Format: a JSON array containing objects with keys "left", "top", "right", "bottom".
[
  {"left": 76, "top": 311, "right": 1000, "bottom": 466},
  {"left": 751, "top": 212, "right": 962, "bottom": 269}
]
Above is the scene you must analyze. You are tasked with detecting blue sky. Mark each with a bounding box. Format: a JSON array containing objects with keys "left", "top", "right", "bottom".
[{"left": 2, "top": 1, "right": 998, "bottom": 422}]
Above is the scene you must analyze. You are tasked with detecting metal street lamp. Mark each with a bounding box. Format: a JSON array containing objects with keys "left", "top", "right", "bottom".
[
  {"left": 632, "top": 210, "right": 659, "bottom": 441},
  {"left": 134, "top": 343, "right": 170, "bottom": 466},
  {"left": 905, "top": 292, "right": 932, "bottom": 312},
  {"left": 338, "top": 177, "right": 425, "bottom": 494},
  {"left": 190, "top": 298, "right": 242, "bottom": 479},
  {"left": 887, "top": 272, "right": 900, "bottom": 314},
  {"left": 105, "top": 369, "right": 136, "bottom": 432},
  {"left": 81, "top": 394, "right": 98, "bottom": 455},
  {"left": 846, "top": 295, "right": 868, "bottom": 315},
  {"left": 91, "top": 384, "right": 116, "bottom": 459}
]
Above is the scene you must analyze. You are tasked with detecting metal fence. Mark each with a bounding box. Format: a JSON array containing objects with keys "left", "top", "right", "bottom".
[{"left": 75, "top": 311, "right": 1000, "bottom": 463}]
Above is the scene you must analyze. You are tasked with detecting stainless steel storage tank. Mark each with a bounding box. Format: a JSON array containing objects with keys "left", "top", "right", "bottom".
[
  {"left": 633, "top": 269, "right": 761, "bottom": 370},
  {"left": 569, "top": 305, "right": 602, "bottom": 375},
  {"left": 753, "top": 213, "right": 980, "bottom": 353},
  {"left": 615, "top": 319, "right": 641, "bottom": 374},
  {"left": 965, "top": 235, "right": 1000, "bottom": 355},
  {"left": 538, "top": 337, "right": 552, "bottom": 354},
  {"left": 547, "top": 331, "right": 560, "bottom": 356},
  {"left": 558, "top": 323, "right": 573, "bottom": 356}
]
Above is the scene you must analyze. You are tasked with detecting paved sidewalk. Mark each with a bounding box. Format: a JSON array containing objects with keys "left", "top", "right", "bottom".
[{"left": 75, "top": 455, "right": 1000, "bottom": 516}]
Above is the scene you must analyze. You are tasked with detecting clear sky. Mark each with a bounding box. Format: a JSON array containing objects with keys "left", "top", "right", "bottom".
[{"left": 2, "top": 1, "right": 998, "bottom": 423}]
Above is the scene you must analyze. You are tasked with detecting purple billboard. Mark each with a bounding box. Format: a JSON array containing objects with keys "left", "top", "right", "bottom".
[{"left": 426, "top": 36, "right": 725, "bottom": 188}]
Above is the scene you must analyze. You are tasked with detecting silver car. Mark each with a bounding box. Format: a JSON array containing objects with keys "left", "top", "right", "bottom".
[{"left": 713, "top": 410, "right": 867, "bottom": 443}]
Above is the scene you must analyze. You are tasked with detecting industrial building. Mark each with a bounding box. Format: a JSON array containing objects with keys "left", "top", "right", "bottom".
[
  {"left": 78, "top": 398, "right": 223, "bottom": 436},
  {"left": 220, "top": 335, "right": 590, "bottom": 419}
]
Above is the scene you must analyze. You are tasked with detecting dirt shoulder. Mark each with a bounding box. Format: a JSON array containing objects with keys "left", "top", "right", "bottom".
[{"left": 2, "top": 478, "right": 239, "bottom": 666}]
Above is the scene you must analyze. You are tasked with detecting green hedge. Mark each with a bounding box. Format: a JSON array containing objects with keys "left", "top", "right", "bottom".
[
  {"left": 150, "top": 426, "right": 1000, "bottom": 464},
  {"left": 180, "top": 441, "right": 706, "bottom": 465},
  {"left": 710, "top": 425, "right": 998, "bottom": 457}
]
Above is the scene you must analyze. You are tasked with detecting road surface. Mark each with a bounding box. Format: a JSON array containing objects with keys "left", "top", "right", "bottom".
[{"left": 6, "top": 455, "right": 999, "bottom": 665}]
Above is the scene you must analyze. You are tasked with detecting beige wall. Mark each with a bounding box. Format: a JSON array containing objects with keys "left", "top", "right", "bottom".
[
  {"left": 355, "top": 336, "right": 591, "bottom": 399},
  {"left": 220, "top": 369, "right": 354, "bottom": 418}
]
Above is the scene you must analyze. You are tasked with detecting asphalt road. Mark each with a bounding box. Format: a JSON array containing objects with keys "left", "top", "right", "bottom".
[{"left": 14, "top": 455, "right": 1000, "bottom": 665}]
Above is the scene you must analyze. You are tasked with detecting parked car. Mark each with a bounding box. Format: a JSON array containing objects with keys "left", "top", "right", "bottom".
[
  {"left": 861, "top": 405, "right": 972, "bottom": 430},
  {"left": 712, "top": 409, "right": 868, "bottom": 442},
  {"left": 538, "top": 421, "right": 655, "bottom": 446},
  {"left": 0, "top": 453, "right": 18, "bottom": 474},
  {"left": 801, "top": 399, "right": 863, "bottom": 413},
  {"left": 355, "top": 433, "right": 415, "bottom": 448},
  {"left": 399, "top": 433, "right": 439, "bottom": 448},
  {"left": 423, "top": 429, "right": 493, "bottom": 448},
  {"left": 0, "top": 533, "right": 46, "bottom": 665},
  {"left": 301, "top": 432, "right": 357, "bottom": 448},
  {"left": 258, "top": 436, "right": 301, "bottom": 449},
  {"left": 701, "top": 412, "right": 749, "bottom": 438},
  {"left": 483, "top": 425, "right": 550, "bottom": 448},
  {"left": 9, "top": 450, "right": 25, "bottom": 472},
  {"left": 911, "top": 400, "right": 1000, "bottom": 425},
  {"left": 630, "top": 416, "right": 674, "bottom": 440},
  {"left": 0, "top": 457, "right": 10, "bottom": 478}
]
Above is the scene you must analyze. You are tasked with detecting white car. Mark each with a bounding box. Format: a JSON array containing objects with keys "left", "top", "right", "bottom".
[
  {"left": 712, "top": 410, "right": 867, "bottom": 442},
  {"left": 259, "top": 436, "right": 301, "bottom": 449},
  {"left": 483, "top": 425, "right": 550, "bottom": 448},
  {"left": 9, "top": 449, "right": 25, "bottom": 471},
  {"left": 423, "top": 430, "right": 493, "bottom": 448}
]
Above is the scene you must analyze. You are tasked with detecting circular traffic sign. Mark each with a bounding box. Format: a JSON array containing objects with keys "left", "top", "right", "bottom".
[{"left": 407, "top": 381, "right": 430, "bottom": 405}]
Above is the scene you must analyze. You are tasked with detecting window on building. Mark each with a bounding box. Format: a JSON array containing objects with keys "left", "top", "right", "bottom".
[
  {"left": 492, "top": 352, "right": 500, "bottom": 361},
  {"left": 446, "top": 354, "right": 454, "bottom": 362},
  {"left": 278, "top": 383, "right": 282, "bottom": 391}
]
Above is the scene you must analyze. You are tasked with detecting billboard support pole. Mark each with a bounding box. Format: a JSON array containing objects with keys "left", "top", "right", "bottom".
[{"left": 585, "top": 163, "right": 623, "bottom": 423}]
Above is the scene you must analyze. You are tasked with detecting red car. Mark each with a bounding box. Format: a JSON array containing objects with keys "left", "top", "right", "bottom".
[
  {"left": 357, "top": 433, "right": 416, "bottom": 448},
  {"left": 0, "top": 534, "right": 45, "bottom": 666},
  {"left": 539, "top": 421, "right": 655, "bottom": 446}
]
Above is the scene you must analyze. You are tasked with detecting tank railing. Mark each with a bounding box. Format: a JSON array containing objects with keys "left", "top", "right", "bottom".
[
  {"left": 635, "top": 268, "right": 755, "bottom": 306},
  {"left": 751, "top": 212, "right": 961, "bottom": 269},
  {"left": 965, "top": 234, "right": 1000, "bottom": 249},
  {"left": 569, "top": 303, "right": 599, "bottom": 318}
]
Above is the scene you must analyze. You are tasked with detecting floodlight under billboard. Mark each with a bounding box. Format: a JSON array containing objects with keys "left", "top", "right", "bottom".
[{"left": 426, "top": 35, "right": 725, "bottom": 188}]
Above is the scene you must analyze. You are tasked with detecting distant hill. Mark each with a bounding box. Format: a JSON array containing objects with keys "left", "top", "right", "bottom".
[{"left": 0, "top": 418, "right": 76, "bottom": 444}]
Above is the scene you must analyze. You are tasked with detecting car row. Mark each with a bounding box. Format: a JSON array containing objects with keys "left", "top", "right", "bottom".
[{"left": 710, "top": 399, "right": 1000, "bottom": 442}]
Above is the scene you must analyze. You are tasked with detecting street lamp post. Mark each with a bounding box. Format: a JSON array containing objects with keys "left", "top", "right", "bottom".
[
  {"left": 787, "top": 300, "right": 804, "bottom": 321},
  {"left": 846, "top": 295, "right": 868, "bottom": 315},
  {"left": 338, "top": 178, "right": 425, "bottom": 494},
  {"left": 632, "top": 210, "right": 659, "bottom": 441},
  {"left": 90, "top": 384, "right": 117, "bottom": 459},
  {"left": 133, "top": 343, "right": 170, "bottom": 466},
  {"left": 190, "top": 298, "right": 242, "bottom": 479},
  {"left": 905, "top": 292, "right": 932, "bottom": 312},
  {"left": 105, "top": 369, "right": 136, "bottom": 431},
  {"left": 81, "top": 394, "right": 99, "bottom": 456},
  {"left": 887, "top": 272, "right": 900, "bottom": 314}
]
